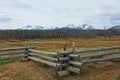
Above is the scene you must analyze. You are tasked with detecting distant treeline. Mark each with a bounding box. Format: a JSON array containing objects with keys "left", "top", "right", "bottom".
[{"left": 0, "top": 30, "right": 120, "bottom": 39}]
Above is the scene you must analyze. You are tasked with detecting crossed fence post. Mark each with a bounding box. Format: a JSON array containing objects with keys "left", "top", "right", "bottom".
[
  {"left": 57, "top": 42, "right": 77, "bottom": 76},
  {"left": 24, "top": 43, "right": 32, "bottom": 61}
]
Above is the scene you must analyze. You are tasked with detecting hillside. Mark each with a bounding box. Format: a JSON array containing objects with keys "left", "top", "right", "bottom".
[{"left": 109, "top": 25, "right": 120, "bottom": 30}]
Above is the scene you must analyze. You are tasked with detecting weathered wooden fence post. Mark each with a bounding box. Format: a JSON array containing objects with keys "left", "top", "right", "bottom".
[
  {"left": 57, "top": 42, "right": 75, "bottom": 77},
  {"left": 72, "top": 42, "right": 75, "bottom": 54},
  {"left": 57, "top": 42, "right": 70, "bottom": 77},
  {"left": 23, "top": 43, "right": 31, "bottom": 61},
  {"left": 57, "top": 42, "right": 81, "bottom": 76}
]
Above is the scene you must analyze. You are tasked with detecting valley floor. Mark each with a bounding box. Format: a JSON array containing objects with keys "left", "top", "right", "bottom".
[{"left": 0, "top": 36, "right": 120, "bottom": 80}]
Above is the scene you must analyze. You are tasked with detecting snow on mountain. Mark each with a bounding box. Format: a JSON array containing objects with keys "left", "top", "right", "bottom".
[
  {"left": 66, "top": 24, "right": 76, "bottom": 28},
  {"left": 18, "top": 24, "right": 95, "bottom": 30},
  {"left": 55, "top": 24, "right": 95, "bottom": 30},
  {"left": 32, "top": 25, "right": 44, "bottom": 30},
  {"left": 18, "top": 25, "right": 44, "bottom": 30},
  {"left": 80, "top": 24, "right": 94, "bottom": 30}
]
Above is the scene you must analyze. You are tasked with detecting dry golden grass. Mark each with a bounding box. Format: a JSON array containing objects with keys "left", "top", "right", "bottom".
[
  {"left": 0, "top": 36, "right": 120, "bottom": 80},
  {"left": 0, "top": 36, "right": 120, "bottom": 51}
]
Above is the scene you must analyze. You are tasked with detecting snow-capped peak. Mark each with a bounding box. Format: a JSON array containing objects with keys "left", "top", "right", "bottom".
[
  {"left": 32, "top": 26, "right": 44, "bottom": 30},
  {"left": 66, "top": 24, "right": 76, "bottom": 28},
  {"left": 79, "top": 24, "right": 94, "bottom": 30},
  {"left": 18, "top": 25, "right": 44, "bottom": 30},
  {"left": 64, "top": 24, "right": 95, "bottom": 30}
]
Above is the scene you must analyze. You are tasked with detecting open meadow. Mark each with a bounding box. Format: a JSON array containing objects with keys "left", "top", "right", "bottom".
[{"left": 0, "top": 36, "right": 120, "bottom": 80}]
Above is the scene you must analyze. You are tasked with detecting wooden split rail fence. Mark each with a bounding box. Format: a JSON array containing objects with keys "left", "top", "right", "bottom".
[{"left": 0, "top": 44, "right": 120, "bottom": 77}]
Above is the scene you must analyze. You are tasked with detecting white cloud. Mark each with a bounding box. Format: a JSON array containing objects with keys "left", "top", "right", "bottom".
[{"left": 0, "top": 0, "right": 120, "bottom": 29}]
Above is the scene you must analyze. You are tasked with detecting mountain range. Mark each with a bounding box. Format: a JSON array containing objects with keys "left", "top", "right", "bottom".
[
  {"left": 55, "top": 24, "right": 95, "bottom": 30},
  {"left": 17, "top": 24, "right": 120, "bottom": 30},
  {"left": 18, "top": 24, "right": 95, "bottom": 30},
  {"left": 109, "top": 25, "right": 120, "bottom": 30},
  {"left": 18, "top": 25, "right": 44, "bottom": 30}
]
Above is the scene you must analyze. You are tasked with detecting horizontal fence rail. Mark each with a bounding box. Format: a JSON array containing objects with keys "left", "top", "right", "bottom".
[
  {"left": 58, "top": 46, "right": 120, "bottom": 55},
  {"left": 81, "top": 56, "right": 120, "bottom": 64},
  {"left": 28, "top": 56, "right": 58, "bottom": 67},
  {"left": 28, "top": 49, "right": 57, "bottom": 55},
  {"left": 0, "top": 46, "right": 36, "bottom": 51},
  {"left": 77, "top": 46, "right": 120, "bottom": 53},
  {"left": 0, "top": 55, "right": 25, "bottom": 60},
  {"left": 0, "top": 51, "right": 27, "bottom": 55},
  {"left": 28, "top": 53, "right": 58, "bottom": 61},
  {"left": 69, "top": 51, "right": 120, "bottom": 59}
]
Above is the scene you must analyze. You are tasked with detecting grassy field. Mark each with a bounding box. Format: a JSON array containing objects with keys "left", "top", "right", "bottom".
[
  {"left": 0, "top": 36, "right": 120, "bottom": 51},
  {"left": 0, "top": 36, "right": 120, "bottom": 80}
]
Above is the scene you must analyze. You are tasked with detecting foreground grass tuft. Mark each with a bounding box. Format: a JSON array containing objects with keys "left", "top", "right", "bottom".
[
  {"left": 0, "top": 58, "right": 23, "bottom": 64},
  {"left": 116, "top": 75, "right": 120, "bottom": 80},
  {"left": 0, "top": 59, "right": 15, "bottom": 64},
  {"left": 12, "top": 72, "right": 32, "bottom": 80},
  {"left": 36, "top": 62, "right": 49, "bottom": 68}
]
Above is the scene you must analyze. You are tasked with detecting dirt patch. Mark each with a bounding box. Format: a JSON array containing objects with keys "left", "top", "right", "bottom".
[
  {"left": 0, "top": 61, "right": 56, "bottom": 80},
  {"left": 84, "top": 63, "right": 120, "bottom": 80},
  {"left": 0, "top": 61, "right": 119, "bottom": 80}
]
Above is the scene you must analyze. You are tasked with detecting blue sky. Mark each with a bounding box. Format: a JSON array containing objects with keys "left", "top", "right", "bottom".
[{"left": 0, "top": 0, "right": 120, "bottom": 29}]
